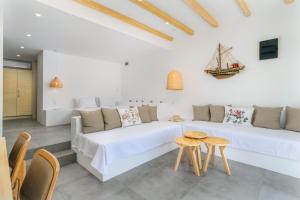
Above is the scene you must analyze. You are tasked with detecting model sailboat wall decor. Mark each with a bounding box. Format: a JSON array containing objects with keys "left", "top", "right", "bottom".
[{"left": 205, "top": 43, "right": 245, "bottom": 79}]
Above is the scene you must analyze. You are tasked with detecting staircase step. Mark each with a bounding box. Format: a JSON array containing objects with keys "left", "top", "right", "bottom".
[
  {"left": 55, "top": 150, "right": 77, "bottom": 167},
  {"left": 25, "top": 141, "right": 71, "bottom": 160},
  {"left": 26, "top": 149, "right": 76, "bottom": 167}
]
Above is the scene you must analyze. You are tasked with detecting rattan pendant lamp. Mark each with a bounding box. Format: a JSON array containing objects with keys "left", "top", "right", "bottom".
[{"left": 166, "top": 70, "right": 184, "bottom": 90}]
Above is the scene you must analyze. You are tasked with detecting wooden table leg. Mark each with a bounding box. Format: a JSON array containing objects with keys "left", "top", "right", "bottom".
[
  {"left": 187, "top": 149, "right": 193, "bottom": 166},
  {"left": 219, "top": 146, "right": 231, "bottom": 176},
  {"left": 203, "top": 144, "right": 213, "bottom": 173},
  {"left": 190, "top": 147, "right": 200, "bottom": 176},
  {"left": 211, "top": 145, "right": 216, "bottom": 168},
  {"left": 197, "top": 146, "right": 202, "bottom": 170},
  {"left": 174, "top": 146, "right": 184, "bottom": 171}
]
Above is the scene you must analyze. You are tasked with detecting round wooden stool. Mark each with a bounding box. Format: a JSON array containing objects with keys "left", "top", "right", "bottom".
[
  {"left": 174, "top": 137, "right": 203, "bottom": 176},
  {"left": 202, "top": 136, "right": 231, "bottom": 176}
]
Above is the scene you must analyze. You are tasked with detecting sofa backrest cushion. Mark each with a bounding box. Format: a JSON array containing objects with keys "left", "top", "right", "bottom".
[
  {"left": 253, "top": 106, "right": 283, "bottom": 129},
  {"left": 80, "top": 109, "right": 104, "bottom": 133},
  {"left": 210, "top": 105, "right": 225, "bottom": 123},
  {"left": 193, "top": 105, "right": 210, "bottom": 121},
  {"left": 143, "top": 105, "right": 158, "bottom": 121},
  {"left": 102, "top": 108, "right": 122, "bottom": 130},
  {"left": 118, "top": 107, "right": 142, "bottom": 127},
  {"left": 138, "top": 106, "right": 152, "bottom": 123},
  {"left": 285, "top": 107, "right": 300, "bottom": 132}
]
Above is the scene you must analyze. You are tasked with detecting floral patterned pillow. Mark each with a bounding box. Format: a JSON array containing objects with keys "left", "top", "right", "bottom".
[
  {"left": 223, "top": 106, "right": 254, "bottom": 126},
  {"left": 117, "top": 107, "right": 142, "bottom": 127}
]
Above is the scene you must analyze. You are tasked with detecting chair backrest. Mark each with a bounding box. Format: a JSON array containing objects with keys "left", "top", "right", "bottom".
[
  {"left": 9, "top": 131, "right": 31, "bottom": 185},
  {"left": 20, "top": 149, "right": 60, "bottom": 200}
]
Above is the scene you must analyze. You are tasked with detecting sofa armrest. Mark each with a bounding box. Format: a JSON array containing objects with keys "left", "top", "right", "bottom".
[{"left": 71, "top": 116, "right": 82, "bottom": 146}]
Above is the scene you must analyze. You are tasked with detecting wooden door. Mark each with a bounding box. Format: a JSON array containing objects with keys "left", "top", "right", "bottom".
[
  {"left": 3, "top": 68, "right": 18, "bottom": 117},
  {"left": 17, "top": 69, "right": 32, "bottom": 116}
]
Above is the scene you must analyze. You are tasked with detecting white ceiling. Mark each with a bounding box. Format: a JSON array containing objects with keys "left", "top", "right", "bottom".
[
  {"left": 4, "top": 0, "right": 296, "bottom": 62},
  {"left": 3, "top": 0, "right": 171, "bottom": 62}
]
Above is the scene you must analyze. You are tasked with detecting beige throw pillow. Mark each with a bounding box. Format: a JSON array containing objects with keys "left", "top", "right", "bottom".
[
  {"left": 143, "top": 105, "right": 158, "bottom": 121},
  {"left": 285, "top": 107, "right": 300, "bottom": 132},
  {"left": 210, "top": 105, "right": 225, "bottom": 123},
  {"left": 138, "top": 106, "right": 152, "bottom": 123},
  {"left": 149, "top": 106, "right": 158, "bottom": 121},
  {"left": 252, "top": 106, "right": 283, "bottom": 129},
  {"left": 80, "top": 109, "right": 104, "bottom": 134},
  {"left": 101, "top": 108, "right": 122, "bottom": 130},
  {"left": 193, "top": 105, "right": 210, "bottom": 121}
]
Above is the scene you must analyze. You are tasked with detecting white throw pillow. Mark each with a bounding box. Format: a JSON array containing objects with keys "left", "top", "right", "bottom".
[
  {"left": 76, "top": 97, "right": 99, "bottom": 108},
  {"left": 118, "top": 107, "right": 142, "bottom": 127},
  {"left": 223, "top": 106, "right": 254, "bottom": 126}
]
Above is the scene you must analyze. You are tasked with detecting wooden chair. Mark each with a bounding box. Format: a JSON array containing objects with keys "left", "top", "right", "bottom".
[
  {"left": 17, "top": 149, "right": 60, "bottom": 200},
  {"left": 9, "top": 131, "right": 31, "bottom": 198}
]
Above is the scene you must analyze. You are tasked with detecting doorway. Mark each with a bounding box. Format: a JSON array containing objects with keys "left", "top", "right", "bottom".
[
  {"left": 3, "top": 63, "right": 35, "bottom": 119},
  {"left": 3, "top": 67, "right": 32, "bottom": 118}
]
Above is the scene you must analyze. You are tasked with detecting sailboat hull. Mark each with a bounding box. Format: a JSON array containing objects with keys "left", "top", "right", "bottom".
[
  {"left": 205, "top": 66, "right": 245, "bottom": 79},
  {"left": 214, "top": 74, "right": 235, "bottom": 79}
]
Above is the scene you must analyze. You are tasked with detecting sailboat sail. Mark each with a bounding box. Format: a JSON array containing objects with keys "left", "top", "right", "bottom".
[{"left": 205, "top": 43, "right": 245, "bottom": 79}]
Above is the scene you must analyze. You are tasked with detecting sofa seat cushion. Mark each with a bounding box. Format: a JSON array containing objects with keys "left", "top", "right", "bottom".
[
  {"left": 73, "top": 121, "right": 182, "bottom": 174},
  {"left": 182, "top": 121, "right": 300, "bottom": 161}
]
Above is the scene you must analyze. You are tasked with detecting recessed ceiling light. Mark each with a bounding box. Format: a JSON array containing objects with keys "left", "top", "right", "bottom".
[
  {"left": 165, "top": 21, "right": 169, "bottom": 25},
  {"left": 16, "top": 54, "right": 21, "bottom": 57},
  {"left": 20, "top": 46, "right": 25, "bottom": 49},
  {"left": 26, "top": 33, "right": 32, "bottom": 37},
  {"left": 35, "top": 13, "right": 42, "bottom": 17}
]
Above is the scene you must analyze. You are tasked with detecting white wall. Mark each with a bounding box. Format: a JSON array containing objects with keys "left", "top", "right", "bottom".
[
  {"left": 121, "top": 2, "right": 300, "bottom": 115},
  {"left": 37, "top": 50, "right": 121, "bottom": 124},
  {"left": 0, "top": 2, "right": 3, "bottom": 135}
]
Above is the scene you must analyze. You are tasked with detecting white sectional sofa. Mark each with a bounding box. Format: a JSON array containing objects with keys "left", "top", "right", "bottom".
[
  {"left": 71, "top": 115, "right": 300, "bottom": 182},
  {"left": 183, "top": 121, "right": 300, "bottom": 178},
  {"left": 71, "top": 116, "right": 182, "bottom": 182}
]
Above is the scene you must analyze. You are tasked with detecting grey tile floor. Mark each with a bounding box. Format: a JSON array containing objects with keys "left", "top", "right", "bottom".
[
  {"left": 53, "top": 150, "right": 300, "bottom": 200},
  {"left": 3, "top": 119, "right": 300, "bottom": 200},
  {"left": 3, "top": 119, "right": 70, "bottom": 151}
]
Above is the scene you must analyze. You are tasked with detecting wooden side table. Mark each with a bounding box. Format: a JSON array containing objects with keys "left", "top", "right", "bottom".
[
  {"left": 174, "top": 137, "right": 203, "bottom": 176},
  {"left": 184, "top": 131, "right": 207, "bottom": 139},
  {"left": 202, "top": 136, "right": 231, "bottom": 176}
]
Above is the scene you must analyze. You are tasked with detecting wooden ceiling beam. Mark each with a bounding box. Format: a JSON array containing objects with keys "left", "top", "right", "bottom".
[
  {"left": 284, "top": 0, "right": 294, "bottom": 4},
  {"left": 130, "top": 0, "right": 194, "bottom": 35},
  {"left": 183, "top": 0, "right": 218, "bottom": 28},
  {"left": 74, "top": 0, "right": 173, "bottom": 41},
  {"left": 235, "top": 0, "right": 251, "bottom": 16}
]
